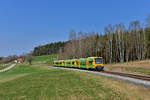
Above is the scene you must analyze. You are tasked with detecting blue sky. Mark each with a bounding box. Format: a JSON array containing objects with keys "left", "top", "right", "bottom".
[{"left": 0, "top": 0, "right": 150, "bottom": 57}]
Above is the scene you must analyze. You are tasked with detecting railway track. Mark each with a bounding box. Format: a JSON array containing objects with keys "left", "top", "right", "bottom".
[
  {"left": 101, "top": 71, "right": 150, "bottom": 81},
  {"left": 52, "top": 66, "right": 150, "bottom": 82},
  {"left": 49, "top": 66, "right": 150, "bottom": 88},
  {"left": 52, "top": 66, "right": 150, "bottom": 81}
]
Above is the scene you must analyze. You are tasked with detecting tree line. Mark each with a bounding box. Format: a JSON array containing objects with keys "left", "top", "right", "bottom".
[
  {"left": 16, "top": 14, "right": 150, "bottom": 64},
  {"left": 58, "top": 15, "right": 150, "bottom": 64},
  {"left": 32, "top": 41, "right": 65, "bottom": 56}
]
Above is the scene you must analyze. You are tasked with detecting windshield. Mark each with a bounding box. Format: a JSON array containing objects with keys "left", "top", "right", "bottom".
[{"left": 95, "top": 58, "right": 102, "bottom": 64}]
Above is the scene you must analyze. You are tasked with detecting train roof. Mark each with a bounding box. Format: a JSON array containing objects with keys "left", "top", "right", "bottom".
[
  {"left": 88, "top": 57, "right": 103, "bottom": 58},
  {"left": 54, "top": 57, "right": 103, "bottom": 62},
  {"left": 72, "top": 58, "right": 78, "bottom": 60}
]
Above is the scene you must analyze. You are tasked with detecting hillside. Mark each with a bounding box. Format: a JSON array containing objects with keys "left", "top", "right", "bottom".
[
  {"left": 32, "top": 54, "right": 56, "bottom": 64},
  {"left": 32, "top": 42, "right": 65, "bottom": 56}
]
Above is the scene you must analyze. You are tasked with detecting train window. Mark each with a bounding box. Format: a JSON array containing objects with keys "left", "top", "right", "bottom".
[
  {"left": 72, "top": 61, "right": 74, "bottom": 64},
  {"left": 89, "top": 61, "right": 92, "bottom": 64},
  {"left": 95, "top": 58, "right": 102, "bottom": 64},
  {"left": 76, "top": 61, "right": 78, "bottom": 64}
]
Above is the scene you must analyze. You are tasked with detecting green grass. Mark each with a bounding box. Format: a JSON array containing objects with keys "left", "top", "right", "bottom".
[
  {"left": 0, "top": 64, "right": 150, "bottom": 100},
  {"left": 26, "top": 54, "right": 56, "bottom": 65},
  {"left": 1, "top": 56, "right": 150, "bottom": 100},
  {"left": 0, "top": 64, "right": 45, "bottom": 83},
  {"left": 0, "top": 64, "right": 10, "bottom": 70},
  {"left": 0, "top": 65, "right": 125, "bottom": 100},
  {"left": 32, "top": 54, "right": 56, "bottom": 62}
]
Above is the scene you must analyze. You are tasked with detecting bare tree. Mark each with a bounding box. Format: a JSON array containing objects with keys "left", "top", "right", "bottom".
[
  {"left": 58, "top": 47, "right": 64, "bottom": 60},
  {"left": 145, "top": 14, "right": 150, "bottom": 58},
  {"left": 62, "top": 14, "right": 150, "bottom": 63},
  {"left": 129, "top": 21, "right": 146, "bottom": 60},
  {"left": 78, "top": 31, "right": 84, "bottom": 58},
  {"left": 134, "top": 21, "right": 142, "bottom": 60},
  {"left": 26, "top": 54, "right": 33, "bottom": 65},
  {"left": 64, "top": 42, "right": 71, "bottom": 59},
  {"left": 146, "top": 14, "right": 150, "bottom": 27},
  {"left": 125, "top": 27, "right": 132, "bottom": 62},
  {"left": 86, "top": 32, "right": 95, "bottom": 57},
  {"left": 115, "top": 24, "right": 125, "bottom": 62},
  {"left": 81, "top": 33, "right": 89, "bottom": 58},
  {"left": 96, "top": 34, "right": 106, "bottom": 58},
  {"left": 69, "top": 30, "right": 76, "bottom": 58},
  {"left": 141, "top": 24, "right": 147, "bottom": 60},
  {"left": 105, "top": 24, "right": 114, "bottom": 63}
]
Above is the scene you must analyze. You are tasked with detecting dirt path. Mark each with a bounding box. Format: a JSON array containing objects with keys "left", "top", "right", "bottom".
[{"left": 0, "top": 64, "right": 16, "bottom": 73}]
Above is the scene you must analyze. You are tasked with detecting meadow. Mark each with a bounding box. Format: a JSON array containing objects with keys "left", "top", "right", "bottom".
[
  {"left": 0, "top": 55, "right": 150, "bottom": 100},
  {"left": 0, "top": 64, "right": 150, "bottom": 100},
  {"left": 32, "top": 54, "right": 56, "bottom": 64}
]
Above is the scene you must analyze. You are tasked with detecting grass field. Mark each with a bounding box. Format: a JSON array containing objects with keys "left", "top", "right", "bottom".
[
  {"left": 0, "top": 64, "right": 150, "bottom": 100},
  {"left": 1, "top": 55, "right": 149, "bottom": 99},
  {"left": 0, "top": 64, "right": 10, "bottom": 70},
  {"left": 105, "top": 59, "right": 150, "bottom": 76},
  {"left": 25, "top": 54, "right": 56, "bottom": 65}
]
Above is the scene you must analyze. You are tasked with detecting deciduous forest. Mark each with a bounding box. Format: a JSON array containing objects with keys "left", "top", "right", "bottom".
[{"left": 33, "top": 15, "right": 150, "bottom": 64}]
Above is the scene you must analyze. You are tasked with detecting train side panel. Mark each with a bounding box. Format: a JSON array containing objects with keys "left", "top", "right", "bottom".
[
  {"left": 79, "top": 58, "right": 87, "bottom": 69},
  {"left": 53, "top": 57, "right": 104, "bottom": 71}
]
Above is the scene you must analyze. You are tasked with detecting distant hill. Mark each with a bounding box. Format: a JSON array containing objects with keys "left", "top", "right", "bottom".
[{"left": 32, "top": 41, "right": 66, "bottom": 56}]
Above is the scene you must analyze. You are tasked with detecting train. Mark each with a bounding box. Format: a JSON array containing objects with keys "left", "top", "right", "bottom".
[{"left": 53, "top": 57, "right": 104, "bottom": 71}]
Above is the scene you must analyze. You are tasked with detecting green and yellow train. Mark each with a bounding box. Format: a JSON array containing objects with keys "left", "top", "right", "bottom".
[{"left": 53, "top": 57, "right": 104, "bottom": 71}]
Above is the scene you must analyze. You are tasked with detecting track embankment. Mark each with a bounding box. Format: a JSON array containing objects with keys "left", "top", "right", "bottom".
[
  {"left": 48, "top": 66, "right": 150, "bottom": 88},
  {"left": 102, "top": 71, "right": 150, "bottom": 81},
  {"left": 0, "top": 64, "right": 16, "bottom": 73}
]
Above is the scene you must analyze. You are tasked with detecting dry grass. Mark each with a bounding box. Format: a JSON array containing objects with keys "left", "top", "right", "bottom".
[
  {"left": 89, "top": 73, "right": 150, "bottom": 100},
  {"left": 105, "top": 59, "right": 150, "bottom": 75}
]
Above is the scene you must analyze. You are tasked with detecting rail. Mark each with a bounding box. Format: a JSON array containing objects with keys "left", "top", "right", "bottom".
[{"left": 101, "top": 71, "right": 150, "bottom": 81}]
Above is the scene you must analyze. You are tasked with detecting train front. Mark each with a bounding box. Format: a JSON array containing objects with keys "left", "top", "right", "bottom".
[{"left": 93, "top": 57, "right": 104, "bottom": 70}]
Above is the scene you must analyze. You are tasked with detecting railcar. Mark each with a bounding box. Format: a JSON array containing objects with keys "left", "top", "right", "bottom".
[
  {"left": 66, "top": 59, "right": 71, "bottom": 67},
  {"left": 53, "top": 57, "right": 104, "bottom": 71}
]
